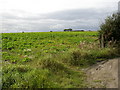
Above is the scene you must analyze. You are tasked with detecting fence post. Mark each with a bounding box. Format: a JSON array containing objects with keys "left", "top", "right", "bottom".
[{"left": 101, "top": 34, "right": 104, "bottom": 48}]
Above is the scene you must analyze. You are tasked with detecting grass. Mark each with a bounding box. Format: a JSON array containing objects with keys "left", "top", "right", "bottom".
[{"left": 2, "top": 31, "right": 120, "bottom": 88}]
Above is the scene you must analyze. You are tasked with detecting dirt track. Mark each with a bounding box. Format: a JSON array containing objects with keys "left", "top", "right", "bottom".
[{"left": 86, "top": 58, "right": 119, "bottom": 88}]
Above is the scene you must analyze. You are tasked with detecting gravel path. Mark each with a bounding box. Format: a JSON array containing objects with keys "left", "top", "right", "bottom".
[{"left": 86, "top": 58, "right": 119, "bottom": 88}]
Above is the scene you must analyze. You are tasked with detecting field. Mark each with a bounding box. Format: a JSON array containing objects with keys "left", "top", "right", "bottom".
[{"left": 2, "top": 31, "right": 120, "bottom": 88}]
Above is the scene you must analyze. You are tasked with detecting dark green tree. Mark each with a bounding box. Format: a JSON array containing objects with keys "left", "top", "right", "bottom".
[
  {"left": 99, "top": 13, "right": 120, "bottom": 48},
  {"left": 64, "top": 28, "right": 72, "bottom": 31}
]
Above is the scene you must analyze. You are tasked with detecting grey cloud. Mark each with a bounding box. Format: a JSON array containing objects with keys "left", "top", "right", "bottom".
[
  {"left": 1, "top": 8, "right": 117, "bottom": 32},
  {"left": 45, "top": 8, "right": 114, "bottom": 20},
  {"left": 2, "top": 8, "right": 114, "bottom": 21}
]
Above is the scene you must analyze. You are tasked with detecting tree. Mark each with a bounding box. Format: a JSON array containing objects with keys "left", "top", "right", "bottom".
[
  {"left": 99, "top": 13, "right": 120, "bottom": 48},
  {"left": 64, "top": 28, "right": 72, "bottom": 31}
]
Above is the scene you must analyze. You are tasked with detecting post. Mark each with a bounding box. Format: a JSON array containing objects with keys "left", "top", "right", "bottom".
[{"left": 101, "top": 34, "right": 104, "bottom": 48}]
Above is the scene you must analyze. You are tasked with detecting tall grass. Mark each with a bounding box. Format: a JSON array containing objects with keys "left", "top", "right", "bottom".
[{"left": 2, "top": 64, "right": 60, "bottom": 88}]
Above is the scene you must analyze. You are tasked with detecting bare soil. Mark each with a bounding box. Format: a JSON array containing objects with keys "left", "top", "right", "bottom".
[{"left": 85, "top": 58, "right": 119, "bottom": 88}]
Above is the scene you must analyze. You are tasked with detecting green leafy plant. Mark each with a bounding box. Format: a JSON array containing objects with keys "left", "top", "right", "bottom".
[{"left": 22, "top": 57, "right": 31, "bottom": 62}]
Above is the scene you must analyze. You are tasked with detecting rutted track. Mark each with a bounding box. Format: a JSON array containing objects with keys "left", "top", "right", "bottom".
[{"left": 86, "top": 58, "right": 119, "bottom": 88}]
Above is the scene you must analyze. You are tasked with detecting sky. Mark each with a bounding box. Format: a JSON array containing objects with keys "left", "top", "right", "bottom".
[{"left": 0, "top": 0, "right": 120, "bottom": 33}]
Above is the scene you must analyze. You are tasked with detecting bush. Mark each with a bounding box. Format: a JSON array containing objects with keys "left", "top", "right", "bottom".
[
  {"left": 38, "top": 55, "right": 66, "bottom": 72},
  {"left": 60, "top": 48, "right": 120, "bottom": 67},
  {"left": 70, "top": 50, "right": 86, "bottom": 66},
  {"left": 99, "top": 13, "right": 120, "bottom": 47}
]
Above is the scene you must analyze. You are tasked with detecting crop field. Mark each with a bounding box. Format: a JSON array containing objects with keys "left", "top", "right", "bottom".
[
  {"left": 2, "top": 32, "right": 98, "bottom": 64},
  {"left": 1, "top": 31, "right": 119, "bottom": 88}
]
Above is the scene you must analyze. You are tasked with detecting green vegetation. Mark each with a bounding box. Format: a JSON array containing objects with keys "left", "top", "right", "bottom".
[
  {"left": 99, "top": 13, "right": 120, "bottom": 47},
  {"left": 2, "top": 31, "right": 120, "bottom": 88}
]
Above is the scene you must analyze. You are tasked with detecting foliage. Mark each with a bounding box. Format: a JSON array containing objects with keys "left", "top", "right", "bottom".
[
  {"left": 2, "top": 65, "right": 59, "bottom": 88},
  {"left": 99, "top": 13, "right": 120, "bottom": 47},
  {"left": 64, "top": 28, "right": 72, "bottom": 31},
  {"left": 2, "top": 31, "right": 120, "bottom": 88}
]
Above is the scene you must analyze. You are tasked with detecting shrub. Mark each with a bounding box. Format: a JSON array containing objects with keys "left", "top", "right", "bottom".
[
  {"left": 39, "top": 55, "right": 66, "bottom": 72},
  {"left": 60, "top": 49, "right": 91, "bottom": 66},
  {"left": 99, "top": 13, "right": 120, "bottom": 47}
]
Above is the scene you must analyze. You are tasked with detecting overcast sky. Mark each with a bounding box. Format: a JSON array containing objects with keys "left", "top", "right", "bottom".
[{"left": 0, "top": 0, "right": 120, "bottom": 33}]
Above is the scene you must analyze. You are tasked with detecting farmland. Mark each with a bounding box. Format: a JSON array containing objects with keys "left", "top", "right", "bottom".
[{"left": 2, "top": 31, "right": 120, "bottom": 88}]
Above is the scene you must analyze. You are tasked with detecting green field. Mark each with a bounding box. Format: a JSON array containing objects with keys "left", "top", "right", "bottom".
[{"left": 2, "top": 31, "right": 120, "bottom": 88}]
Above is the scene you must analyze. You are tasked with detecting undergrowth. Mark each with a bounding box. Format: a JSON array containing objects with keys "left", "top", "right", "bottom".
[{"left": 2, "top": 32, "right": 120, "bottom": 88}]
